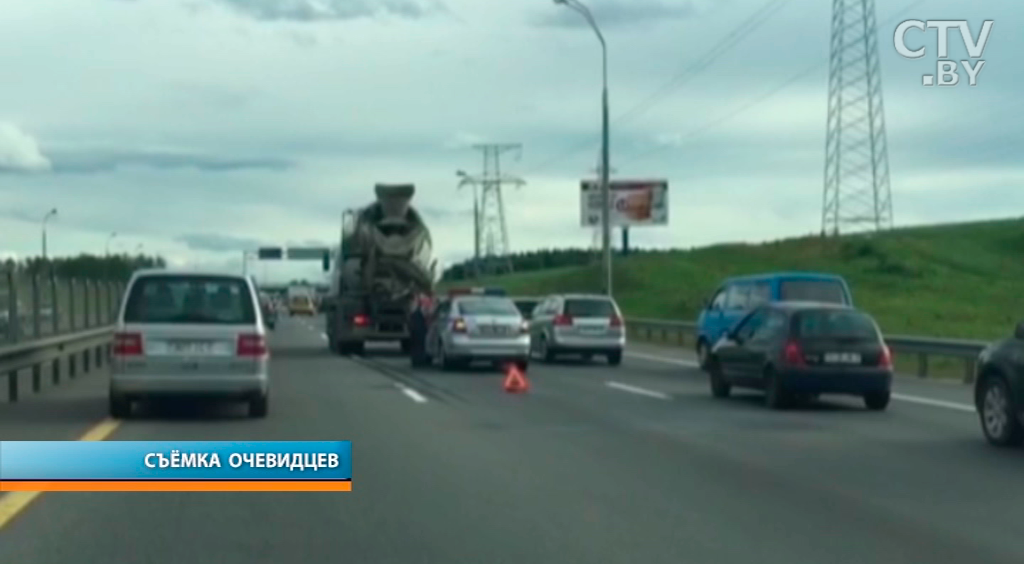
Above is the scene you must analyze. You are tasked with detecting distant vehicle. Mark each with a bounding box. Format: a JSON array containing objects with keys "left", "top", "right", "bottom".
[
  {"left": 288, "top": 294, "right": 316, "bottom": 316},
  {"left": 259, "top": 292, "right": 277, "bottom": 329},
  {"left": 324, "top": 183, "right": 436, "bottom": 356},
  {"left": 695, "top": 272, "right": 854, "bottom": 369},
  {"left": 974, "top": 323, "right": 1024, "bottom": 447},
  {"left": 419, "top": 288, "right": 529, "bottom": 371},
  {"left": 528, "top": 293, "right": 625, "bottom": 366},
  {"left": 706, "top": 301, "right": 891, "bottom": 410},
  {"left": 109, "top": 269, "right": 270, "bottom": 419},
  {"left": 510, "top": 296, "right": 542, "bottom": 320}
]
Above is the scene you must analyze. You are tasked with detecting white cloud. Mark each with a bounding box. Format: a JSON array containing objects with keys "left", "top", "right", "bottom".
[
  {"left": 0, "top": 123, "right": 51, "bottom": 173},
  {"left": 0, "top": 0, "right": 1022, "bottom": 283}
]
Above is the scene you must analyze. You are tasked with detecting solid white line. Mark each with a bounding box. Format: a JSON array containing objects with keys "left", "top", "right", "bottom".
[
  {"left": 396, "top": 383, "right": 428, "bottom": 403},
  {"left": 892, "top": 393, "right": 975, "bottom": 413},
  {"left": 626, "top": 351, "right": 700, "bottom": 367},
  {"left": 606, "top": 381, "right": 672, "bottom": 400},
  {"left": 625, "top": 350, "right": 976, "bottom": 414}
]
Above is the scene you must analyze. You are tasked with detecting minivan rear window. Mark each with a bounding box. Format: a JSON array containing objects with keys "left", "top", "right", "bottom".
[
  {"left": 123, "top": 275, "right": 256, "bottom": 324},
  {"left": 795, "top": 310, "right": 878, "bottom": 340},
  {"left": 780, "top": 279, "right": 848, "bottom": 304},
  {"left": 564, "top": 299, "right": 616, "bottom": 317}
]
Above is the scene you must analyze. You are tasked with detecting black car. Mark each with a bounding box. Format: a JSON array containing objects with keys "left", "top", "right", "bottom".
[
  {"left": 706, "top": 302, "right": 893, "bottom": 410},
  {"left": 974, "top": 323, "right": 1024, "bottom": 447}
]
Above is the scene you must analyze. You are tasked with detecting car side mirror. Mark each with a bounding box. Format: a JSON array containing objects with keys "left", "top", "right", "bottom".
[{"left": 1015, "top": 322, "right": 1024, "bottom": 340}]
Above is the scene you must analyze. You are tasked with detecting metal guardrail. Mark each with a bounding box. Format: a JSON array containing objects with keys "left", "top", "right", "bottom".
[
  {"left": 626, "top": 318, "right": 988, "bottom": 383},
  {"left": 1, "top": 264, "right": 125, "bottom": 402}
]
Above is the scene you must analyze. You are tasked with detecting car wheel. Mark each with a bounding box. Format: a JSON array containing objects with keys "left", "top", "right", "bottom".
[
  {"left": 708, "top": 360, "right": 731, "bottom": 399},
  {"left": 249, "top": 394, "right": 269, "bottom": 418},
  {"left": 763, "top": 368, "right": 789, "bottom": 410},
  {"left": 439, "top": 343, "right": 457, "bottom": 371},
  {"left": 607, "top": 350, "right": 622, "bottom": 366},
  {"left": 864, "top": 391, "right": 890, "bottom": 411},
  {"left": 109, "top": 395, "right": 131, "bottom": 419},
  {"left": 697, "top": 340, "right": 710, "bottom": 370},
  {"left": 979, "top": 376, "right": 1024, "bottom": 447},
  {"left": 538, "top": 335, "right": 556, "bottom": 363}
]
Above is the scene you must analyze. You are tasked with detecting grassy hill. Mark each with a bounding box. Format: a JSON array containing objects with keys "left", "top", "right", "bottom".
[{"left": 446, "top": 217, "right": 1024, "bottom": 342}]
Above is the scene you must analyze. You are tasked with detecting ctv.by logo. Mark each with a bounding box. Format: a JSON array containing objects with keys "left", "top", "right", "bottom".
[{"left": 894, "top": 20, "right": 993, "bottom": 86}]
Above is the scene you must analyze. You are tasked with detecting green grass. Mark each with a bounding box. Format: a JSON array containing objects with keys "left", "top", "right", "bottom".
[{"left": 445, "top": 216, "right": 1024, "bottom": 342}]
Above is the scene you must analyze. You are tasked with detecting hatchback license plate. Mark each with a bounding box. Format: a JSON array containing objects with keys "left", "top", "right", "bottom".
[{"left": 824, "top": 352, "right": 861, "bottom": 364}]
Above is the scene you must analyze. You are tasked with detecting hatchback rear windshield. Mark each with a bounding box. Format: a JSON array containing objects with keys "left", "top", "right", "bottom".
[
  {"left": 780, "top": 279, "right": 848, "bottom": 304},
  {"left": 457, "top": 297, "right": 520, "bottom": 316},
  {"left": 795, "top": 310, "right": 878, "bottom": 340},
  {"left": 123, "top": 276, "right": 256, "bottom": 324},
  {"left": 564, "top": 299, "right": 617, "bottom": 317}
]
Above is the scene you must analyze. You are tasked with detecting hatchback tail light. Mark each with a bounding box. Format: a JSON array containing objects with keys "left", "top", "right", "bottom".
[
  {"left": 609, "top": 315, "right": 623, "bottom": 327},
  {"left": 783, "top": 340, "right": 804, "bottom": 366},
  {"left": 452, "top": 317, "right": 468, "bottom": 333},
  {"left": 113, "top": 332, "right": 143, "bottom": 356},
  {"left": 879, "top": 344, "right": 893, "bottom": 369},
  {"left": 353, "top": 314, "right": 370, "bottom": 327},
  {"left": 237, "top": 334, "right": 268, "bottom": 357},
  {"left": 553, "top": 314, "right": 573, "bottom": 326}
]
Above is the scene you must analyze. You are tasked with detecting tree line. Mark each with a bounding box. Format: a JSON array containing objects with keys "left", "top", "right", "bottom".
[
  {"left": 5, "top": 254, "right": 166, "bottom": 281},
  {"left": 441, "top": 247, "right": 669, "bottom": 281}
]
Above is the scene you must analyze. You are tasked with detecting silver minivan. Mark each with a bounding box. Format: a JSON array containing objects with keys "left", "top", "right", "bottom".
[
  {"left": 529, "top": 293, "right": 625, "bottom": 366},
  {"left": 109, "top": 270, "right": 270, "bottom": 418}
]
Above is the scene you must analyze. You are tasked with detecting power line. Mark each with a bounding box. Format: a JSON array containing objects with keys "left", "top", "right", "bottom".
[
  {"left": 520, "top": 0, "right": 792, "bottom": 177},
  {"left": 615, "top": 0, "right": 930, "bottom": 167}
]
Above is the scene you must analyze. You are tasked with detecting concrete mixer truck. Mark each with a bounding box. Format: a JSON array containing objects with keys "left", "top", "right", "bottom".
[{"left": 323, "top": 184, "right": 437, "bottom": 356}]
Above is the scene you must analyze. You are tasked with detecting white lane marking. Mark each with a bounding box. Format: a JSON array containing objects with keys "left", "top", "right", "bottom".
[
  {"left": 892, "top": 393, "right": 975, "bottom": 413},
  {"left": 396, "top": 383, "right": 428, "bottom": 403},
  {"left": 606, "top": 381, "right": 672, "bottom": 400},
  {"left": 625, "top": 350, "right": 977, "bottom": 413},
  {"left": 626, "top": 351, "right": 699, "bottom": 367}
]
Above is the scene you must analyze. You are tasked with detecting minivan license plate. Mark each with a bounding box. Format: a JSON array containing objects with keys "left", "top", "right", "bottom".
[
  {"left": 824, "top": 352, "right": 861, "bottom": 364},
  {"left": 170, "top": 341, "right": 213, "bottom": 355}
]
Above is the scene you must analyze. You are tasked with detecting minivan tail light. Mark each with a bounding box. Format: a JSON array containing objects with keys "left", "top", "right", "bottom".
[
  {"left": 879, "top": 344, "right": 893, "bottom": 369},
  {"left": 237, "top": 334, "right": 268, "bottom": 357},
  {"left": 353, "top": 314, "right": 370, "bottom": 327},
  {"left": 113, "top": 332, "right": 143, "bottom": 356},
  {"left": 610, "top": 315, "right": 623, "bottom": 327},
  {"left": 783, "top": 340, "right": 804, "bottom": 366},
  {"left": 553, "top": 314, "right": 573, "bottom": 326},
  {"left": 452, "top": 317, "right": 467, "bottom": 333}
]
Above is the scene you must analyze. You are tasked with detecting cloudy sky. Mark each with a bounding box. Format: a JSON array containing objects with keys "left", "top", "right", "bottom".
[{"left": 1, "top": 0, "right": 1020, "bottom": 283}]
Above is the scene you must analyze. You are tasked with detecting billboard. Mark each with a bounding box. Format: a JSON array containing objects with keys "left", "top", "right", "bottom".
[{"left": 580, "top": 179, "right": 668, "bottom": 227}]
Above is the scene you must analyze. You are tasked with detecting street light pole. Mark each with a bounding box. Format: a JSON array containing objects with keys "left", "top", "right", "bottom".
[
  {"left": 554, "top": 0, "right": 612, "bottom": 295},
  {"left": 41, "top": 208, "right": 57, "bottom": 260},
  {"left": 457, "top": 170, "right": 482, "bottom": 278},
  {"left": 106, "top": 232, "right": 118, "bottom": 256}
]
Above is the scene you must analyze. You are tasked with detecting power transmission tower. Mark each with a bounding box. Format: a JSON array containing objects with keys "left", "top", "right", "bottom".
[
  {"left": 822, "top": 0, "right": 893, "bottom": 236},
  {"left": 465, "top": 143, "right": 525, "bottom": 276}
]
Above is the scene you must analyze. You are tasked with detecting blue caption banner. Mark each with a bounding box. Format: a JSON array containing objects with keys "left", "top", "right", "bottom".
[{"left": 0, "top": 441, "right": 352, "bottom": 481}]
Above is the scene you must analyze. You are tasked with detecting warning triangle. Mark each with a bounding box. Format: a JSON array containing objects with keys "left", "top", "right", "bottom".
[{"left": 503, "top": 364, "right": 529, "bottom": 393}]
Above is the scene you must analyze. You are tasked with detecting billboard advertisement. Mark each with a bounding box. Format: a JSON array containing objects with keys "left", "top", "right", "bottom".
[{"left": 580, "top": 179, "right": 668, "bottom": 227}]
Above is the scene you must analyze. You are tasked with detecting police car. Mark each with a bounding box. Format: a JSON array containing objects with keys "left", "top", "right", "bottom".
[{"left": 422, "top": 287, "right": 530, "bottom": 371}]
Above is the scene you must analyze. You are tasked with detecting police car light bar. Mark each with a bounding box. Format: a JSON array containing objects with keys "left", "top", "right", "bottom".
[{"left": 448, "top": 287, "right": 506, "bottom": 297}]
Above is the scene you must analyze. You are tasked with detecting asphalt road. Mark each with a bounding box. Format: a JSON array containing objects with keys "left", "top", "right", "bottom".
[{"left": 1, "top": 315, "right": 1022, "bottom": 564}]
